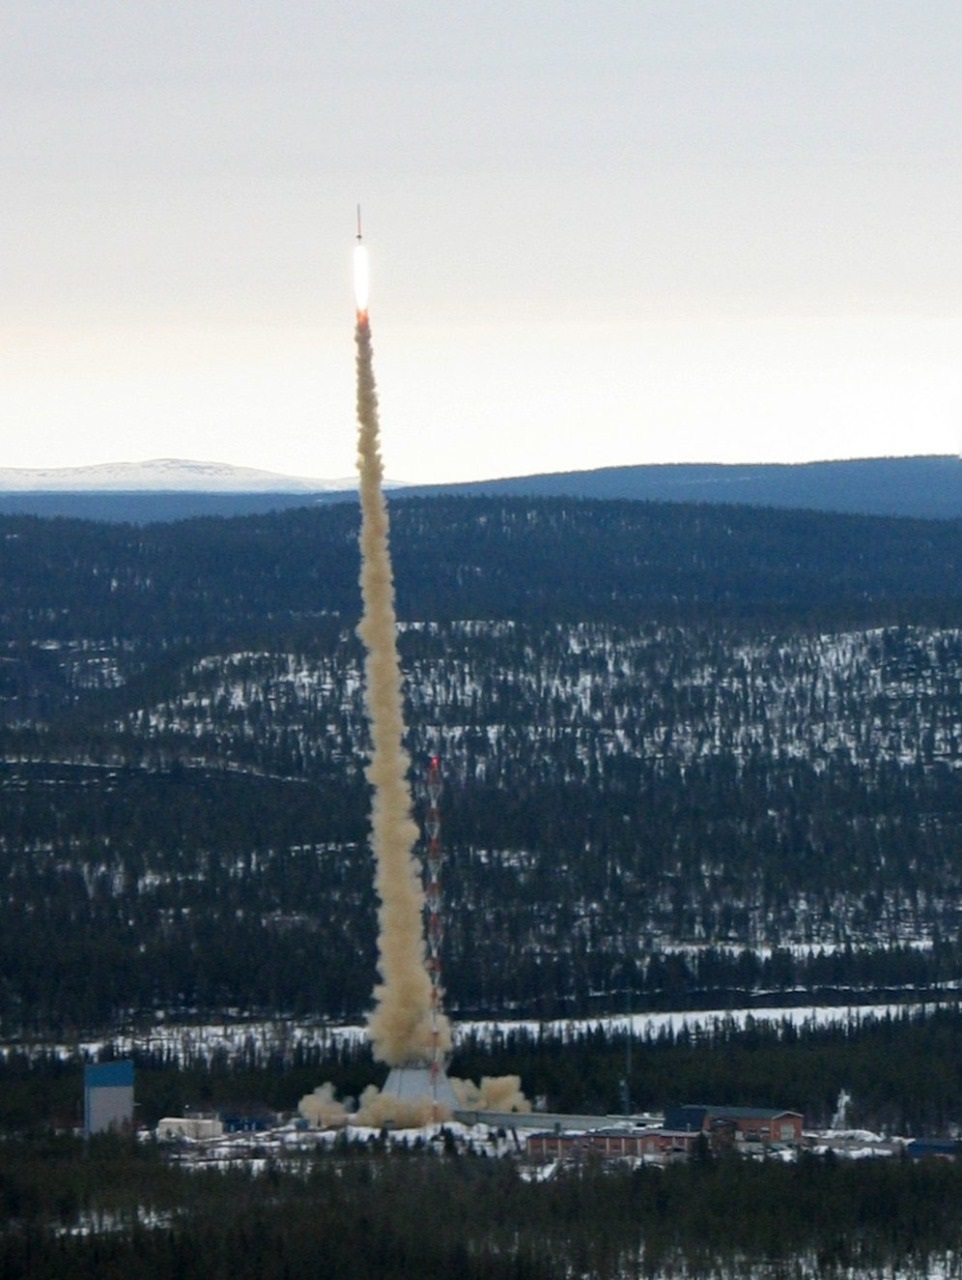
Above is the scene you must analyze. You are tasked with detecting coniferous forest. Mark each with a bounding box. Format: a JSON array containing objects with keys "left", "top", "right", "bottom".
[
  {"left": 1, "top": 1131, "right": 962, "bottom": 1279},
  {"left": 1, "top": 497, "right": 961, "bottom": 1029},
  {"left": 3, "top": 494, "right": 962, "bottom": 1273}
]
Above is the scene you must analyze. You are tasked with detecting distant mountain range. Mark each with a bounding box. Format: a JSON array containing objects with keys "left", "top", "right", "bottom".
[
  {"left": 0, "top": 454, "right": 958, "bottom": 523},
  {"left": 406, "top": 455, "right": 962, "bottom": 521},
  {"left": 0, "top": 457, "right": 352, "bottom": 493}
]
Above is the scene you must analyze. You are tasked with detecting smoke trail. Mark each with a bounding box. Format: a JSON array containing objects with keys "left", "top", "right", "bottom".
[{"left": 355, "top": 310, "right": 452, "bottom": 1067}]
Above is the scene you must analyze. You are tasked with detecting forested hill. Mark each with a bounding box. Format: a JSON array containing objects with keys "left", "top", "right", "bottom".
[
  {"left": 1, "top": 455, "right": 960, "bottom": 523},
  {"left": 4, "top": 494, "right": 962, "bottom": 1032},
  {"left": 2, "top": 495, "right": 962, "bottom": 645},
  {"left": 403, "top": 455, "right": 962, "bottom": 520}
]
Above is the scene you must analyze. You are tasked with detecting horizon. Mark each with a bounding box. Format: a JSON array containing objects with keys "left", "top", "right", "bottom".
[
  {"left": 2, "top": 4, "right": 962, "bottom": 483},
  {"left": 0, "top": 451, "right": 956, "bottom": 495}
]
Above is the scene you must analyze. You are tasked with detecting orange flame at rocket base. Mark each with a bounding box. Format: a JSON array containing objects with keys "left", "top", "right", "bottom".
[{"left": 353, "top": 243, "right": 370, "bottom": 314}]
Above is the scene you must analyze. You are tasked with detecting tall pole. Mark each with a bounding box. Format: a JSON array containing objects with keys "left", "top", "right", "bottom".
[
  {"left": 625, "top": 979, "right": 632, "bottom": 1117},
  {"left": 424, "top": 755, "right": 445, "bottom": 1108}
]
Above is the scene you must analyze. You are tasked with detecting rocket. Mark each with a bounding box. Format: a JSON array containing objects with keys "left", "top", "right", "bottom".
[{"left": 353, "top": 206, "right": 369, "bottom": 315}]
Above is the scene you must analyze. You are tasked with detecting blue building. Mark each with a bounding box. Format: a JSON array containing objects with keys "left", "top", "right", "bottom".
[{"left": 84, "top": 1061, "right": 134, "bottom": 1135}]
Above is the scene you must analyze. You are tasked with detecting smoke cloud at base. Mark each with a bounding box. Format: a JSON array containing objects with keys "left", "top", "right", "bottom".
[
  {"left": 297, "top": 1081, "right": 441, "bottom": 1129},
  {"left": 449, "top": 1075, "right": 531, "bottom": 1114},
  {"left": 298, "top": 1083, "right": 349, "bottom": 1128},
  {"left": 356, "top": 1083, "right": 442, "bottom": 1129},
  {"left": 354, "top": 312, "right": 452, "bottom": 1067},
  {"left": 297, "top": 1075, "right": 531, "bottom": 1130}
]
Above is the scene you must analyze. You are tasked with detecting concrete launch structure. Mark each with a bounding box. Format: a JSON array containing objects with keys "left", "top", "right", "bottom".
[{"left": 382, "top": 1062, "right": 460, "bottom": 1113}]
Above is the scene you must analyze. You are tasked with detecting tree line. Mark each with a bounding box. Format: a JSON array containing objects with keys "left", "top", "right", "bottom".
[
  {"left": 0, "top": 1129, "right": 961, "bottom": 1277},
  {"left": 5, "top": 1005, "right": 962, "bottom": 1136}
]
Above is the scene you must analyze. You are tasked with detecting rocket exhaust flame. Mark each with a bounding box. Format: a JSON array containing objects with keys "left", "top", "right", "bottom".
[
  {"left": 353, "top": 245, "right": 369, "bottom": 317},
  {"left": 353, "top": 226, "right": 451, "bottom": 1068},
  {"left": 354, "top": 204, "right": 369, "bottom": 316}
]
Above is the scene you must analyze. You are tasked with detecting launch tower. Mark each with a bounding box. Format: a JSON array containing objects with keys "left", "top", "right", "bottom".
[{"left": 424, "top": 755, "right": 446, "bottom": 1094}]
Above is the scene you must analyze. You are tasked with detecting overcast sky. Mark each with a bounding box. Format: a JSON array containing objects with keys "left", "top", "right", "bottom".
[{"left": 3, "top": 1, "right": 961, "bottom": 483}]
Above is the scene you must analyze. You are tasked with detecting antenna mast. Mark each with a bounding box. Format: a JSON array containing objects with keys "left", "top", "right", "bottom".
[{"left": 424, "top": 755, "right": 445, "bottom": 1103}]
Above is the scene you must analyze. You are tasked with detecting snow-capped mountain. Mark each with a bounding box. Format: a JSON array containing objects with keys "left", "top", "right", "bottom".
[{"left": 0, "top": 459, "right": 357, "bottom": 493}]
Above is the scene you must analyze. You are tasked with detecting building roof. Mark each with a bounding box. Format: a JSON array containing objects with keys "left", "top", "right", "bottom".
[
  {"left": 83, "top": 1060, "right": 134, "bottom": 1089},
  {"left": 704, "top": 1106, "right": 802, "bottom": 1121},
  {"left": 907, "top": 1138, "right": 960, "bottom": 1157},
  {"left": 665, "top": 1104, "right": 802, "bottom": 1130}
]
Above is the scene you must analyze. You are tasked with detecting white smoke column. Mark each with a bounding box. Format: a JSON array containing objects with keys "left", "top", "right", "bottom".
[{"left": 354, "top": 259, "right": 452, "bottom": 1067}]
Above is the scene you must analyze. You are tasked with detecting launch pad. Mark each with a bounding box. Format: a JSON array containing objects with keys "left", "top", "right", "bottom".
[{"left": 382, "top": 1061, "right": 459, "bottom": 1112}]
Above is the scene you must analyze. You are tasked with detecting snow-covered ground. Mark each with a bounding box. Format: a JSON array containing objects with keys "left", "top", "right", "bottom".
[
  {"left": 461, "top": 998, "right": 949, "bottom": 1047},
  {"left": 632, "top": 1261, "right": 962, "bottom": 1280},
  {"left": 9, "top": 997, "right": 946, "bottom": 1067}
]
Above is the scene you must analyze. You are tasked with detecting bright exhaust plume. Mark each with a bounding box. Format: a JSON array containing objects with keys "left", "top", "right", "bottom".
[
  {"left": 354, "top": 244, "right": 369, "bottom": 315},
  {"left": 346, "top": 223, "right": 527, "bottom": 1123},
  {"left": 354, "top": 278, "right": 451, "bottom": 1067}
]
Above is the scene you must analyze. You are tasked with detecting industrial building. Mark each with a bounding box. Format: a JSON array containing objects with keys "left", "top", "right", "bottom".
[
  {"left": 157, "top": 1116, "right": 224, "bottom": 1141},
  {"left": 83, "top": 1060, "right": 134, "bottom": 1136},
  {"left": 527, "top": 1127, "right": 700, "bottom": 1164},
  {"left": 527, "top": 1106, "right": 805, "bottom": 1166},
  {"left": 663, "top": 1105, "right": 804, "bottom": 1149}
]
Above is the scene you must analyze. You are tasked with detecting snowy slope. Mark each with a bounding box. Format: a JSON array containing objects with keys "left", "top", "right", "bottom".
[{"left": 0, "top": 458, "right": 357, "bottom": 493}]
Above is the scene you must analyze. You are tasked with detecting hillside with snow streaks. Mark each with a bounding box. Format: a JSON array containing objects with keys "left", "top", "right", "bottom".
[
  {"left": 120, "top": 622, "right": 962, "bottom": 779},
  {"left": 0, "top": 458, "right": 339, "bottom": 493},
  {"left": 2, "top": 497, "right": 962, "bottom": 1030},
  {"left": 0, "top": 616, "right": 958, "bottom": 1029}
]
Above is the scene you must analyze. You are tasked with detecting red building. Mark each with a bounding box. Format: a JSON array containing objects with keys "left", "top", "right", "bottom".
[
  {"left": 664, "top": 1105, "right": 804, "bottom": 1148},
  {"left": 527, "top": 1128, "right": 699, "bottom": 1165},
  {"left": 526, "top": 1106, "right": 804, "bottom": 1166}
]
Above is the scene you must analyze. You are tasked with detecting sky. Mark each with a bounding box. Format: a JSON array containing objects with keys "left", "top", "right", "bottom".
[{"left": 3, "top": 1, "right": 962, "bottom": 485}]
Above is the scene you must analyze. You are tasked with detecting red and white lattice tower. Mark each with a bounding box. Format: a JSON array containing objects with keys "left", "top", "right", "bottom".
[{"left": 424, "top": 754, "right": 446, "bottom": 1093}]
